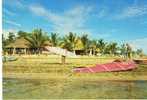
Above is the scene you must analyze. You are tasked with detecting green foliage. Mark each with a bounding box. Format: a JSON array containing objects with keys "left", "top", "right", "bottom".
[
  {"left": 50, "top": 33, "right": 59, "bottom": 46},
  {"left": 80, "top": 34, "right": 89, "bottom": 54},
  {"left": 2, "top": 34, "right": 7, "bottom": 47},
  {"left": 2, "top": 32, "right": 16, "bottom": 48},
  {"left": 2, "top": 28, "right": 145, "bottom": 56},
  {"left": 108, "top": 42, "right": 118, "bottom": 55},
  {"left": 97, "top": 39, "right": 106, "bottom": 54},
  {"left": 60, "top": 32, "right": 78, "bottom": 51},
  {"left": 25, "top": 29, "right": 48, "bottom": 53},
  {"left": 136, "top": 49, "right": 144, "bottom": 57},
  {"left": 8, "top": 32, "right": 16, "bottom": 42},
  {"left": 120, "top": 44, "right": 127, "bottom": 55},
  {"left": 17, "top": 31, "right": 28, "bottom": 38}
]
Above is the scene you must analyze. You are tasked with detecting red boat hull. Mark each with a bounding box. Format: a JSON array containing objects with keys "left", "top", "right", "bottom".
[{"left": 73, "top": 61, "right": 137, "bottom": 73}]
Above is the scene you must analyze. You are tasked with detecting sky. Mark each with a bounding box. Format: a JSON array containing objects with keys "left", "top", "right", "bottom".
[{"left": 2, "top": 0, "right": 147, "bottom": 53}]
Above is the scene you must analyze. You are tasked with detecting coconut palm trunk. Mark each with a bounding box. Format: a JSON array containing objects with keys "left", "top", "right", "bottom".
[
  {"left": 61, "top": 55, "right": 66, "bottom": 64},
  {"left": 25, "top": 29, "right": 49, "bottom": 55}
]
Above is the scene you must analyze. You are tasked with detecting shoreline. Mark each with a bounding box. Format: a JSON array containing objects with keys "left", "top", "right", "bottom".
[{"left": 3, "top": 72, "right": 147, "bottom": 81}]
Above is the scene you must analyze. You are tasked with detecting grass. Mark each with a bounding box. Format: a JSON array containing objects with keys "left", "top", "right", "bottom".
[
  {"left": 3, "top": 55, "right": 147, "bottom": 80},
  {"left": 3, "top": 55, "right": 147, "bottom": 99}
]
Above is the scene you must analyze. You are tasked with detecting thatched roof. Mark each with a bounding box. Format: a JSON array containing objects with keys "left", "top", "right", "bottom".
[
  {"left": 74, "top": 39, "right": 84, "bottom": 50},
  {"left": 5, "top": 37, "right": 30, "bottom": 48},
  {"left": 5, "top": 37, "right": 52, "bottom": 48}
]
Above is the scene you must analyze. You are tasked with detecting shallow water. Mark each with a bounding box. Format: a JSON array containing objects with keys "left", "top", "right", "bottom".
[{"left": 3, "top": 78, "right": 147, "bottom": 99}]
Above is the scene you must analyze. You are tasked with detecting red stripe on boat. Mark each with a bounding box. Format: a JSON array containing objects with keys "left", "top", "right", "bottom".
[{"left": 73, "top": 61, "right": 137, "bottom": 73}]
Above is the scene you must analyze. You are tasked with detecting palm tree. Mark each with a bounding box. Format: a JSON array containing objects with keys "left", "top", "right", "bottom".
[
  {"left": 126, "top": 43, "right": 132, "bottom": 59},
  {"left": 109, "top": 42, "right": 118, "bottom": 55},
  {"left": 97, "top": 39, "right": 106, "bottom": 54},
  {"left": 2, "top": 34, "right": 7, "bottom": 48},
  {"left": 7, "top": 32, "right": 16, "bottom": 43},
  {"left": 80, "top": 34, "right": 89, "bottom": 55},
  {"left": 2, "top": 34, "right": 8, "bottom": 54},
  {"left": 25, "top": 29, "right": 48, "bottom": 54},
  {"left": 89, "top": 40, "right": 97, "bottom": 55},
  {"left": 60, "top": 32, "right": 78, "bottom": 52},
  {"left": 17, "top": 31, "right": 28, "bottom": 38},
  {"left": 104, "top": 42, "right": 118, "bottom": 55},
  {"left": 59, "top": 32, "right": 78, "bottom": 64},
  {"left": 120, "top": 43, "right": 127, "bottom": 57},
  {"left": 60, "top": 37, "right": 72, "bottom": 51},
  {"left": 136, "top": 49, "right": 143, "bottom": 57},
  {"left": 50, "top": 33, "right": 59, "bottom": 46}
]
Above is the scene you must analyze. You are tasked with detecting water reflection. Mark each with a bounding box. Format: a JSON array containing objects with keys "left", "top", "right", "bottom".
[{"left": 3, "top": 78, "right": 147, "bottom": 99}]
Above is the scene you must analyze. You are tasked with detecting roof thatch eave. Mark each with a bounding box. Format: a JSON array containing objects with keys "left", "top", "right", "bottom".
[{"left": 5, "top": 37, "right": 30, "bottom": 48}]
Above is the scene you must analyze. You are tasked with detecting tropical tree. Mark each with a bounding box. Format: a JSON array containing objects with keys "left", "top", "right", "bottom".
[
  {"left": 126, "top": 43, "right": 132, "bottom": 59},
  {"left": 25, "top": 29, "right": 49, "bottom": 54},
  {"left": 80, "top": 34, "right": 89, "bottom": 55},
  {"left": 136, "top": 49, "right": 143, "bottom": 57},
  {"left": 97, "top": 39, "right": 106, "bottom": 54},
  {"left": 2, "top": 34, "right": 8, "bottom": 54},
  {"left": 2, "top": 32, "right": 16, "bottom": 55},
  {"left": 120, "top": 43, "right": 127, "bottom": 56},
  {"left": 17, "top": 31, "right": 28, "bottom": 38},
  {"left": 50, "top": 33, "right": 59, "bottom": 46},
  {"left": 8, "top": 32, "right": 16, "bottom": 43},
  {"left": 89, "top": 40, "right": 97, "bottom": 55},
  {"left": 104, "top": 42, "right": 118, "bottom": 55},
  {"left": 2, "top": 32, "right": 16, "bottom": 46},
  {"left": 2, "top": 34, "right": 7, "bottom": 47},
  {"left": 109, "top": 42, "right": 118, "bottom": 55},
  {"left": 60, "top": 32, "right": 78, "bottom": 52}
]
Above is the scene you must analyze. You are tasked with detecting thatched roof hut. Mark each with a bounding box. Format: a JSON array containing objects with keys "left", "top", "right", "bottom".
[
  {"left": 5, "top": 37, "right": 52, "bottom": 48},
  {"left": 74, "top": 38, "right": 84, "bottom": 50},
  {"left": 5, "top": 37, "right": 52, "bottom": 55},
  {"left": 5, "top": 37, "right": 30, "bottom": 48}
]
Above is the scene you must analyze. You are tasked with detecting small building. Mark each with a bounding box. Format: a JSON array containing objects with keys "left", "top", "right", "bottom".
[
  {"left": 5, "top": 37, "right": 52, "bottom": 55},
  {"left": 5, "top": 37, "right": 30, "bottom": 55},
  {"left": 74, "top": 39, "right": 85, "bottom": 55}
]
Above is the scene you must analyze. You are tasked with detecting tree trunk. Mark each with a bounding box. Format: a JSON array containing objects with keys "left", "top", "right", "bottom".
[
  {"left": 13, "top": 48, "right": 16, "bottom": 55},
  {"left": 93, "top": 49, "right": 95, "bottom": 55},
  {"left": 61, "top": 55, "right": 66, "bottom": 64},
  {"left": 89, "top": 49, "right": 92, "bottom": 56},
  {"left": 25, "top": 48, "right": 27, "bottom": 55}
]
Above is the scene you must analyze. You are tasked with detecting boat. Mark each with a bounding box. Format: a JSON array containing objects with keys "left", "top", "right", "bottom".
[
  {"left": 73, "top": 60, "right": 137, "bottom": 73},
  {"left": 2, "top": 56, "right": 17, "bottom": 62}
]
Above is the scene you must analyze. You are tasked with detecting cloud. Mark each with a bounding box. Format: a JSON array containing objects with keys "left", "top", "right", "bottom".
[
  {"left": 3, "top": 8, "right": 16, "bottom": 16},
  {"left": 115, "top": 5, "right": 147, "bottom": 19},
  {"left": 128, "top": 37, "right": 147, "bottom": 54},
  {"left": 29, "top": 4, "right": 49, "bottom": 17},
  {"left": 4, "top": 20, "right": 21, "bottom": 27},
  {"left": 97, "top": 9, "right": 106, "bottom": 18},
  {"left": 4, "top": 0, "right": 25, "bottom": 9},
  {"left": 2, "top": 29, "right": 18, "bottom": 39},
  {"left": 29, "top": 4, "right": 93, "bottom": 34}
]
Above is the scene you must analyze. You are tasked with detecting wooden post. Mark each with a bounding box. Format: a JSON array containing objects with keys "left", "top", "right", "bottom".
[
  {"left": 61, "top": 55, "right": 66, "bottom": 64},
  {"left": 89, "top": 49, "right": 92, "bottom": 56},
  {"left": 13, "top": 48, "right": 16, "bottom": 55},
  {"left": 25, "top": 48, "right": 27, "bottom": 55},
  {"left": 73, "top": 50, "right": 76, "bottom": 54}
]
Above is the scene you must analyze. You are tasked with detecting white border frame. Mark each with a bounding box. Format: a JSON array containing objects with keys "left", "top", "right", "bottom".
[{"left": 0, "top": 0, "right": 2, "bottom": 100}]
